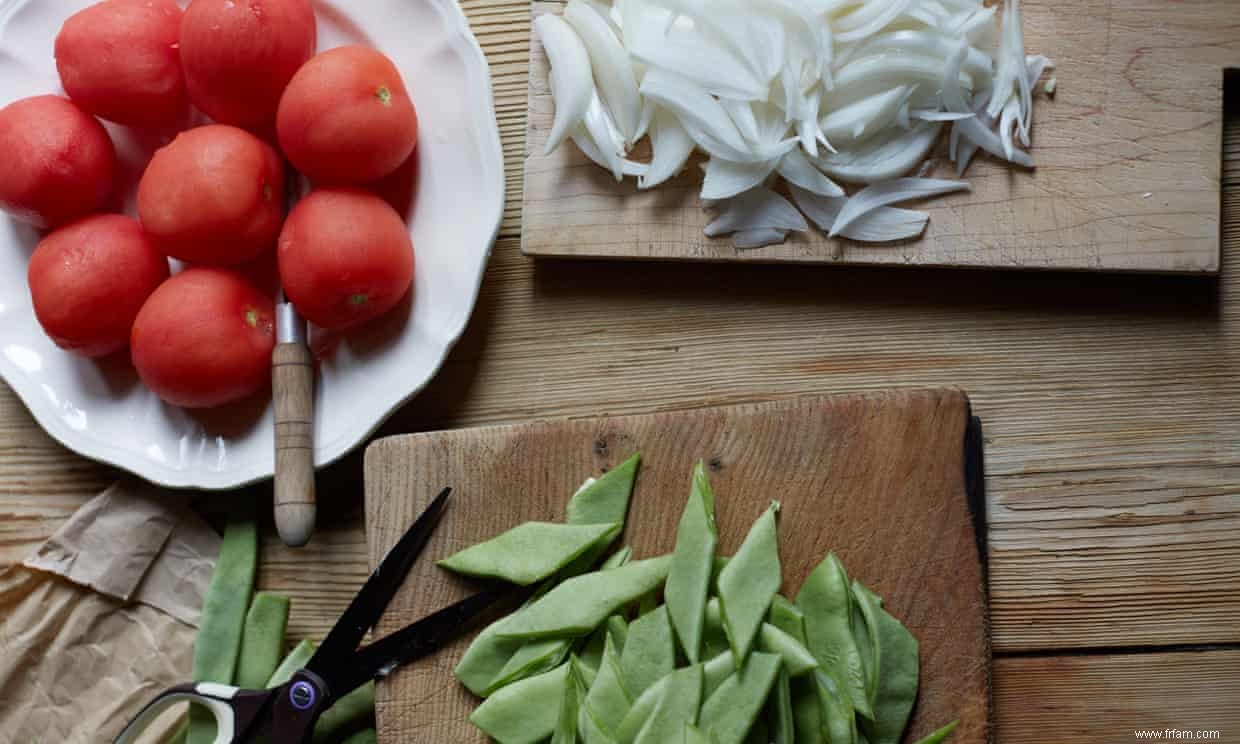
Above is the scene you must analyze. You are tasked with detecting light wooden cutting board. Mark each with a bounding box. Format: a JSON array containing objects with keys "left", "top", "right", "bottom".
[
  {"left": 364, "top": 389, "right": 990, "bottom": 743},
  {"left": 521, "top": 0, "right": 1237, "bottom": 272}
]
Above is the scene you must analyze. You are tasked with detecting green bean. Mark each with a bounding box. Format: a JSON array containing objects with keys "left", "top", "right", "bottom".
[
  {"left": 268, "top": 639, "right": 317, "bottom": 687},
  {"left": 567, "top": 454, "right": 641, "bottom": 526},
  {"left": 617, "top": 651, "right": 733, "bottom": 744},
  {"left": 684, "top": 723, "right": 713, "bottom": 744},
  {"left": 665, "top": 461, "right": 718, "bottom": 663},
  {"left": 756, "top": 622, "right": 818, "bottom": 676},
  {"left": 621, "top": 605, "right": 675, "bottom": 697},
  {"left": 854, "top": 585, "right": 919, "bottom": 744},
  {"left": 311, "top": 682, "right": 375, "bottom": 743},
  {"left": 601, "top": 546, "right": 634, "bottom": 570},
  {"left": 439, "top": 522, "right": 618, "bottom": 585},
  {"left": 717, "top": 504, "right": 781, "bottom": 668},
  {"left": 486, "top": 637, "right": 572, "bottom": 695},
  {"left": 770, "top": 666, "right": 794, "bottom": 744},
  {"left": 552, "top": 658, "right": 588, "bottom": 744},
  {"left": 340, "top": 730, "right": 377, "bottom": 744},
  {"left": 796, "top": 553, "right": 871, "bottom": 719},
  {"left": 699, "top": 651, "right": 781, "bottom": 744},
  {"left": 499, "top": 556, "right": 672, "bottom": 640},
  {"left": 790, "top": 675, "right": 825, "bottom": 744},
  {"left": 583, "top": 634, "right": 633, "bottom": 735},
  {"left": 188, "top": 512, "right": 257, "bottom": 744},
  {"left": 814, "top": 668, "right": 856, "bottom": 744},
  {"left": 234, "top": 593, "right": 291, "bottom": 689},
  {"left": 634, "top": 664, "right": 702, "bottom": 744},
  {"left": 470, "top": 662, "right": 571, "bottom": 744},
  {"left": 911, "top": 720, "right": 959, "bottom": 744},
  {"left": 456, "top": 575, "right": 567, "bottom": 695},
  {"left": 701, "top": 598, "right": 729, "bottom": 659},
  {"left": 701, "top": 651, "right": 736, "bottom": 701},
  {"left": 851, "top": 579, "right": 881, "bottom": 711},
  {"left": 608, "top": 614, "right": 631, "bottom": 652},
  {"left": 767, "top": 595, "right": 806, "bottom": 644}
]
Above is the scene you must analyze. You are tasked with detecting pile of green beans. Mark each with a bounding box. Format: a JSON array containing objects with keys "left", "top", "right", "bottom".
[{"left": 441, "top": 455, "right": 957, "bottom": 744}]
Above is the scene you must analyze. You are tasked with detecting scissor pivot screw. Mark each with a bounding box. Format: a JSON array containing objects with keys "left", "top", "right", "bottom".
[{"left": 290, "top": 681, "right": 317, "bottom": 710}]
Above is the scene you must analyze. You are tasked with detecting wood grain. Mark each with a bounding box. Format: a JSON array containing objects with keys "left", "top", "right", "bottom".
[
  {"left": 272, "top": 342, "right": 317, "bottom": 547},
  {"left": 364, "top": 389, "right": 989, "bottom": 744},
  {"left": 521, "top": 0, "right": 1236, "bottom": 272}
]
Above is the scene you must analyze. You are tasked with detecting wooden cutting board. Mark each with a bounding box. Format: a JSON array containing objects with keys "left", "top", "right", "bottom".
[
  {"left": 364, "top": 389, "right": 989, "bottom": 742},
  {"left": 521, "top": 0, "right": 1237, "bottom": 272}
]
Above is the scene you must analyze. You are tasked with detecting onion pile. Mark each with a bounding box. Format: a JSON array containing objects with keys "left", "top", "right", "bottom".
[{"left": 535, "top": 0, "right": 1053, "bottom": 247}]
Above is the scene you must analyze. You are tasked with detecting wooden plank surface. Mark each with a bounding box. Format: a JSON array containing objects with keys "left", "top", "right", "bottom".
[
  {"left": 522, "top": 0, "right": 1236, "bottom": 272},
  {"left": 363, "top": 389, "right": 990, "bottom": 743}
]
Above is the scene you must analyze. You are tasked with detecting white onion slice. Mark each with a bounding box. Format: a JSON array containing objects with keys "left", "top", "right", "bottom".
[
  {"left": 535, "top": 14, "right": 594, "bottom": 155},
  {"left": 732, "top": 227, "right": 790, "bottom": 248},
  {"left": 828, "top": 177, "right": 968, "bottom": 236},
  {"left": 630, "top": 24, "right": 768, "bottom": 100},
  {"left": 778, "top": 148, "right": 845, "bottom": 196},
  {"left": 826, "top": 54, "right": 971, "bottom": 110},
  {"left": 701, "top": 156, "right": 778, "bottom": 199},
  {"left": 564, "top": 0, "right": 643, "bottom": 143},
  {"left": 641, "top": 111, "right": 696, "bottom": 188},
  {"left": 913, "top": 109, "right": 975, "bottom": 121},
  {"left": 640, "top": 69, "right": 758, "bottom": 161},
  {"left": 721, "top": 99, "right": 761, "bottom": 144},
  {"left": 833, "top": 29, "right": 993, "bottom": 78},
  {"left": 834, "top": 0, "right": 917, "bottom": 43},
  {"left": 704, "top": 186, "right": 809, "bottom": 237},
  {"left": 819, "top": 85, "right": 915, "bottom": 145},
  {"left": 943, "top": 43, "right": 1034, "bottom": 168},
  {"left": 793, "top": 184, "right": 929, "bottom": 241},
  {"left": 814, "top": 122, "right": 941, "bottom": 184},
  {"left": 571, "top": 126, "right": 650, "bottom": 179}
]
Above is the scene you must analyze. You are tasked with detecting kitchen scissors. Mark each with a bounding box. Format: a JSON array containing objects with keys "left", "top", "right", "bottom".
[{"left": 115, "top": 487, "right": 507, "bottom": 744}]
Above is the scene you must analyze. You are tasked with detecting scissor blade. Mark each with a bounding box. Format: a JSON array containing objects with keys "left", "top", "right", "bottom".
[
  {"left": 308, "top": 487, "right": 452, "bottom": 683},
  {"left": 317, "top": 586, "right": 514, "bottom": 699}
]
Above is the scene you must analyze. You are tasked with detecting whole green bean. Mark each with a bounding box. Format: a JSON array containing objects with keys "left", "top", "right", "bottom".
[
  {"left": 911, "top": 720, "right": 959, "bottom": 744},
  {"left": 234, "top": 593, "right": 291, "bottom": 689},
  {"left": 470, "top": 662, "right": 571, "bottom": 744},
  {"left": 583, "top": 634, "right": 633, "bottom": 735},
  {"left": 699, "top": 651, "right": 781, "bottom": 744},
  {"left": 188, "top": 512, "right": 258, "bottom": 744},
  {"left": 717, "top": 504, "right": 781, "bottom": 668},
  {"left": 439, "top": 521, "right": 618, "bottom": 585},
  {"left": 770, "top": 666, "right": 795, "bottom": 744},
  {"left": 855, "top": 587, "right": 919, "bottom": 744},
  {"left": 796, "top": 553, "right": 871, "bottom": 719},
  {"left": 499, "top": 556, "right": 672, "bottom": 640},
  {"left": 634, "top": 664, "right": 702, "bottom": 744},
  {"left": 621, "top": 605, "right": 675, "bottom": 697},
  {"left": 665, "top": 461, "right": 718, "bottom": 663}
]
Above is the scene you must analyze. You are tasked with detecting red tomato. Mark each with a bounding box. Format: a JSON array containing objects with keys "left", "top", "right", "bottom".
[
  {"left": 0, "top": 96, "right": 116, "bottom": 229},
  {"left": 28, "top": 215, "right": 170, "bottom": 358},
  {"left": 277, "top": 46, "right": 418, "bottom": 185},
  {"left": 55, "top": 0, "right": 186, "bottom": 129},
  {"left": 360, "top": 152, "right": 418, "bottom": 218},
  {"left": 179, "top": 0, "right": 316, "bottom": 131},
  {"left": 277, "top": 188, "right": 413, "bottom": 330},
  {"left": 137, "top": 124, "right": 284, "bottom": 265},
  {"left": 131, "top": 268, "right": 275, "bottom": 408}
]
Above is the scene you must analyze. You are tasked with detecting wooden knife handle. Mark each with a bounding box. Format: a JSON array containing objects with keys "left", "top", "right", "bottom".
[{"left": 273, "top": 342, "right": 316, "bottom": 547}]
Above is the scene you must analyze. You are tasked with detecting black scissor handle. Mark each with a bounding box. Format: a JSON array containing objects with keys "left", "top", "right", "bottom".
[{"left": 112, "top": 682, "right": 271, "bottom": 744}]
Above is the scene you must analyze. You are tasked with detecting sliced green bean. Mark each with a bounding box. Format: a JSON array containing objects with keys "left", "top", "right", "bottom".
[
  {"left": 457, "top": 577, "right": 570, "bottom": 696},
  {"left": 584, "top": 633, "right": 633, "bottom": 735},
  {"left": 311, "top": 681, "right": 375, "bottom": 743},
  {"left": 702, "top": 598, "right": 729, "bottom": 659},
  {"left": 796, "top": 553, "right": 871, "bottom": 718},
  {"left": 756, "top": 622, "right": 818, "bottom": 676},
  {"left": 580, "top": 702, "right": 621, "bottom": 744},
  {"left": 855, "top": 586, "right": 919, "bottom": 744},
  {"left": 699, "top": 651, "right": 781, "bottom": 744},
  {"left": 608, "top": 614, "right": 630, "bottom": 652},
  {"left": 665, "top": 461, "right": 718, "bottom": 663},
  {"left": 634, "top": 664, "right": 702, "bottom": 744},
  {"left": 470, "top": 662, "right": 571, "bottom": 744},
  {"left": 439, "top": 521, "right": 618, "bottom": 585},
  {"left": 912, "top": 720, "right": 959, "bottom": 744},
  {"left": 487, "top": 637, "right": 572, "bottom": 695},
  {"left": 188, "top": 513, "right": 258, "bottom": 744},
  {"left": 499, "top": 556, "right": 672, "bottom": 640},
  {"left": 770, "top": 666, "right": 794, "bottom": 744},
  {"left": 768, "top": 595, "right": 806, "bottom": 644},
  {"left": 621, "top": 605, "right": 675, "bottom": 697},
  {"left": 617, "top": 652, "right": 733, "bottom": 744},
  {"left": 234, "top": 592, "right": 290, "bottom": 689},
  {"left": 851, "top": 579, "right": 882, "bottom": 711},
  {"left": 701, "top": 651, "right": 736, "bottom": 701},
  {"left": 790, "top": 675, "right": 825, "bottom": 744},
  {"left": 552, "top": 658, "right": 588, "bottom": 744},
  {"left": 601, "top": 546, "right": 634, "bottom": 570},
  {"left": 685, "top": 723, "right": 713, "bottom": 744},
  {"left": 268, "top": 639, "right": 317, "bottom": 687},
  {"left": 568, "top": 454, "right": 641, "bottom": 525},
  {"left": 717, "top": 504, "right": 781, "bottom": 668},
  {"left": 814, "top": 668, "right": 857, "bottom": 744}
]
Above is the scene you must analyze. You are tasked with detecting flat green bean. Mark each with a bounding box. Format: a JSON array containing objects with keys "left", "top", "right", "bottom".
[
  {"left": 685, "top": 723, "right": 713, "bottom": 744},
  {"left": 796, "top": 553, "right": 871, "bottom": 719},
  {"left": 234, "top": 592, "right": 290, "bottom": 689},
  {"left": 911, "top": 720, "right": 959, "bottom": 744},
  {"left": 621, "top": 605, "right": 676, "bottom": 697},
  {"left": 608, "top": 614, "right": 631, "bottom": 652},
  {"left": 439, "top": 522, "right": 618, "bottom": 585},
  {"left": 551, "top": 658, "right": 588, "bottom": 744},
  {"left": 770, "top": 666, "right": 795, "bottom": 744},
  {"left": 634, "top": 664, "right": 702, "bottom": 744},
  {"left": 583, "top": 634, "right": 633, "bottom": 735},
  {"left": 768, "top": 595, "right": 806, "bottom": 644},
  {"left": 702, "top": 598, "right": 729, "bottom": 659},
  {"left": 699, "top": 651, "right": 781, "bottom": 744},
  {"left": 188, "top": 512, "right": 257, "bottom": 744},
  {"left": 814, "top": 668, "right": 857, "bottom": 744},
  {"left": 665, "top": 461, "right": 718, "bottom": 663},
  {"left": 717, "top": 504, "right": 781, "bottom": 667},
  {"left": 499, "top": 556, "right": 672, "bottom": 640},
  {"left": 790, "top": 675, "right": 825, "bottom": 744},
  {"left": 756, "top": 622, "right": 818, "bottom": 676},
  {"left": 601, "top": 546, "right": 634, "bottom": 570},
  {"left": 267, "top": 640, "right": 317, "bottom": 687},
  {"left": 851, "top": 579, "right": 882, "bottom": 711},
  {"left": 616, "top": 649, "right": 733, "bottom": 743},
  {"left": 487, "top": 637, "right": 571, "bottom": 695},
  {"left": 567, "top": 454, "right": 641, "bottom": 525},
  {"left": 470, "top": 662, "right": 571, "bottom": 744},
  {"left": 580, "top": 703, "right": 621, "bottom": 744},
  {"left": 855, "top": 586, "right": 919, "bottom": 744}
]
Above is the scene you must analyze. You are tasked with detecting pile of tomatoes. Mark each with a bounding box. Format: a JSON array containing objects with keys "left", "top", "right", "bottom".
[{"left": 0, "top": 0, "right": 419, "bottom": 409}]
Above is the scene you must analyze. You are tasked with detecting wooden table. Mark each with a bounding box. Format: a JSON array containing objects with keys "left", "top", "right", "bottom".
[{"left": 2, "top": 3, "right": 1238, "bottom": 742}]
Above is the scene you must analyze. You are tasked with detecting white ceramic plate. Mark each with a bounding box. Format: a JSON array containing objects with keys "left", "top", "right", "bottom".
[{"left": 0, "top": 0, "right": 502, "bottom": 489}]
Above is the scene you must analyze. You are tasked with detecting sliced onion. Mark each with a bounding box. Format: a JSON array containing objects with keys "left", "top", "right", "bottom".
[
  {"left": 814, "top": 121, "right": 941, "bottom": 184},
  {"left": 998, "top": 95, "right": 1020, "bottom": 161},
  {"left": 732, "top": 227, "right": 789, "bottom": 248},
  {"left": 778, "top": 147, "right": 844, "bottom": 196},
  {"left": 571, "top": 126, "right": 650, "bottom": 180},
  {"left": 825, "top": 54, "right": 972, "bottom": 110},
  {"left": 913, "top": 109, "right": 975, "bottom": 121},
  {"left": 833, "top": 29, "right": 993, "bottom": 78},
  {"left": 796, "top": 88, "right": 823, "bottom": 156},
  {"left": 630, "top": 23, "right": 768, "bottom": 100},
  {"left": 828, "top": 177, "right": 968, "bottom": 236},
  {"left": 641, "top": 110, "right": 696, "bottom": 188},
  {"left": 943, "top": 43, "right": 1034, "bottom": 168},
  {"left": 721, "top": 98, "right": 761, "bottom": 143},
  {"left": 833, "top": 0, "right": 917, "bottom": 43},
  {"left": 640, "top": 69, "right": 756, "bottom": 161},
  {"left": 535, "top": 14, "right": 595, "bottom": 155},
  {"left": 564, "top": 0, "right": 643, "bottom": 143},
  {"left": 701, "top": 156, "right": 778, "bottom": 199},
  {"left": 704, "top": 186, "right": 809, "bottom": 236},
  {"left": 819, "top": 85, "right": 915, "bottom": 145}
]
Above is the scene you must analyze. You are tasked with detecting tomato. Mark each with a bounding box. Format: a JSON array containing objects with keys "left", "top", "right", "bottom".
[
  {"left": 277, "top": 188, "right": 413, "bottom": 330},
  {"left": 0, "top": 96, "right": 116, "bottom": 229},
  {"left": 179, "top": 0, "right": 316, "bottom": 131},
  {"left": 359, "top": 152, "right": 419, "bottom": 218},
  {"left": 55, "top": 0, "right": 186, "bottom": 129},
  {"left": 277, "top": 46, "right": 418, "bottom": 185},
  {"left": 137, "top": 124, "right": 284, "bottom": 265},
  {"left": 28, "top": 215, "right": 169, "bottom": 358},
  {"left": 131, "top": 268, "right": 274, "bottom": 408}
]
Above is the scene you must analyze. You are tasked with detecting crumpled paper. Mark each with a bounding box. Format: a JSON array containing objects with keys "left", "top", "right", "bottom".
[{"left": 0, "top": 480, "right": 220, "bottom": 743}]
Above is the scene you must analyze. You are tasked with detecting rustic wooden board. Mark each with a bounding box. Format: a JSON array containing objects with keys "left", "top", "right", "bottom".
[
  {"left": 364, "top": 389, "right": 989, "bottom": 743},
  {"left": 522, "top": 0, "right": 1236, "bottom": 272}
]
